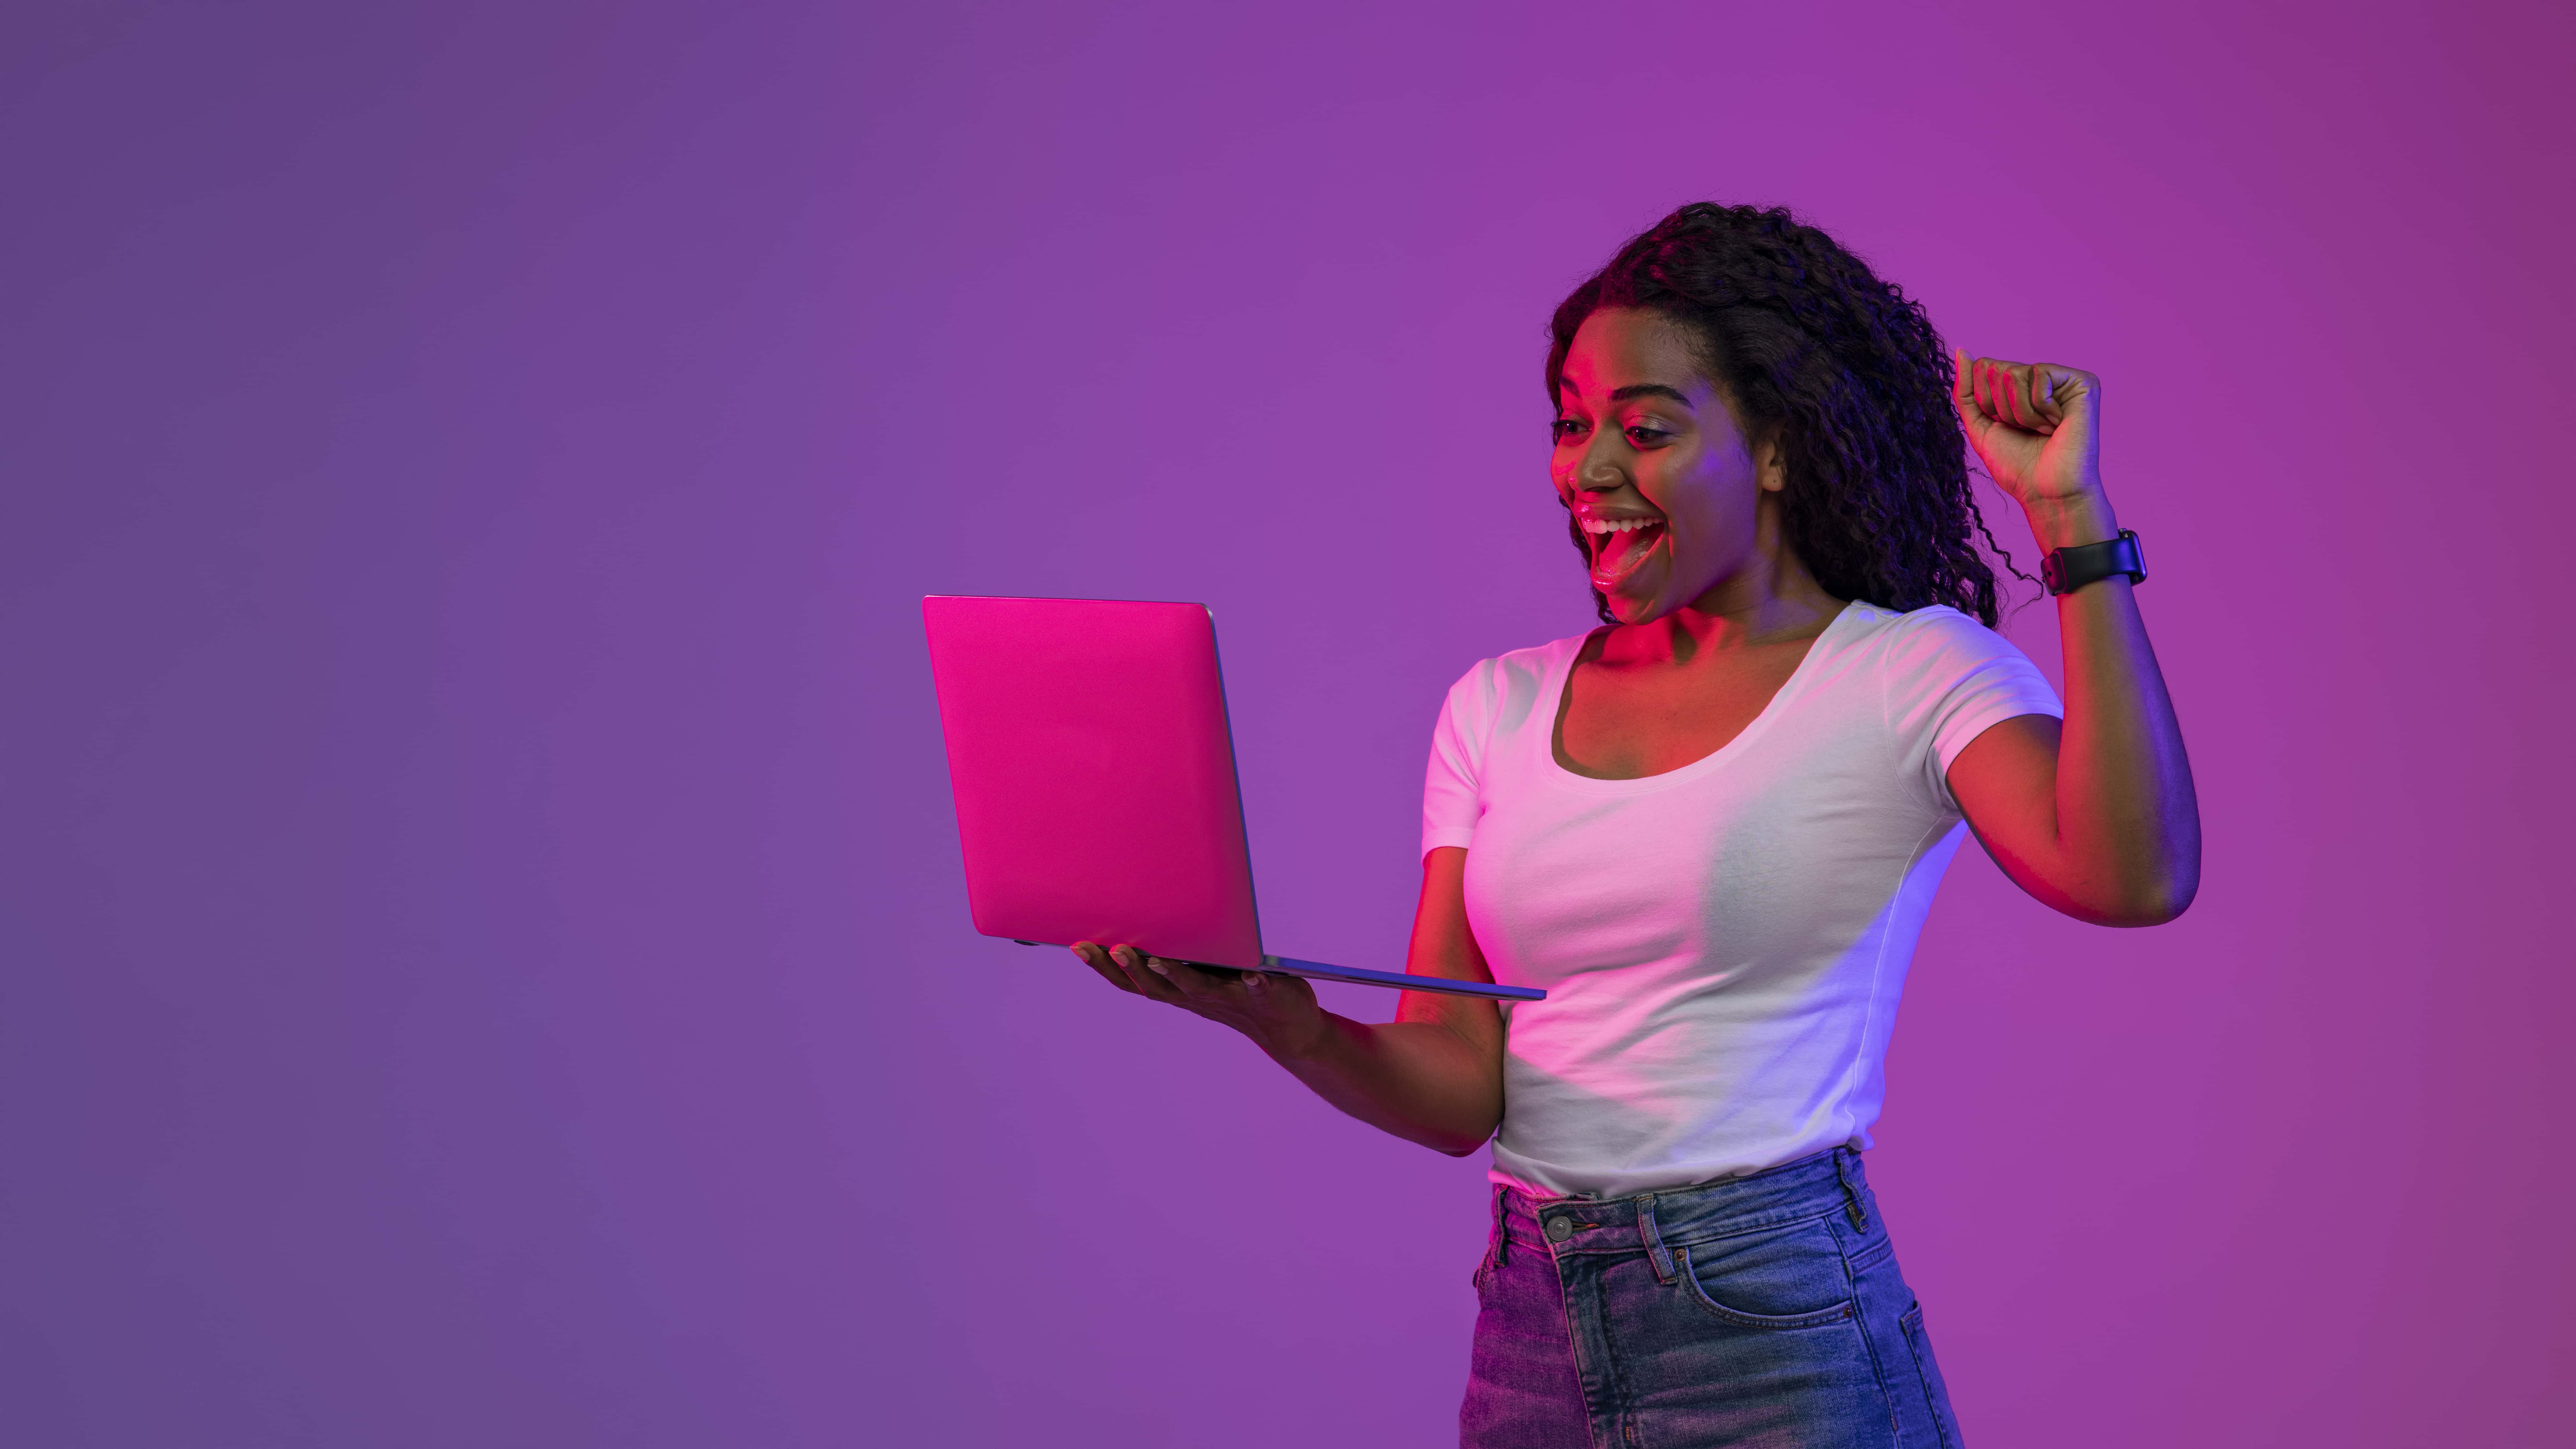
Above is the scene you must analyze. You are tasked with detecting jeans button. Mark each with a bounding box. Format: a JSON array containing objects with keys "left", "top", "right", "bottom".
[{"left": 1545, "top": 1216, "right": 1573, "bottom": 1242}]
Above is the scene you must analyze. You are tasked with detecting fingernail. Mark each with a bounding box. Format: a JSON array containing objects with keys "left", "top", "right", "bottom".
[
  {"left": 1244, "top": 972, "right": 1265, "bottom": 991},
  {"left": 1144, "top": 957, "right": 1170, "bottom": 976}
]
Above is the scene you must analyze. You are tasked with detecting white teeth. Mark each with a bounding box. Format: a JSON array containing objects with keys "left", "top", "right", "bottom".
[{"left": 1581, "top": 517, "right": 1662, "bottom": 535}]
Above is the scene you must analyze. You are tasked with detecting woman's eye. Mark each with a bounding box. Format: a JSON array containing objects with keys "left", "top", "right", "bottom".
[
  {"left": 1625, "top": 425, "right": 1671, "bottom": 445},
  {"left": 1550, "top": 418, "right": 1586, "bottom": 442}
]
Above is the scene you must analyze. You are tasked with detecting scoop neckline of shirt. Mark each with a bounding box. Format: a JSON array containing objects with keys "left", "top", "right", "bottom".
[{"left": 1538, "top": 600, "right": 1874, "bottom": 792}]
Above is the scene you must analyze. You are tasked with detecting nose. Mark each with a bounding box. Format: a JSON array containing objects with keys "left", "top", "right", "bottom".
[{"left": 1560, "top": 430, "right": 1627, "bottom": 495}]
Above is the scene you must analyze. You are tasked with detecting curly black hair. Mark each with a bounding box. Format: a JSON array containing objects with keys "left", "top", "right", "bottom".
[{"left": 1549, "top": 203, "right": 2018, "bottom": 626}]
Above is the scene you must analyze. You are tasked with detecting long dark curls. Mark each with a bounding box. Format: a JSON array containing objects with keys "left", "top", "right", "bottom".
[{"left": 1550, "top": 203, "right": 2016, "bottom": 626}]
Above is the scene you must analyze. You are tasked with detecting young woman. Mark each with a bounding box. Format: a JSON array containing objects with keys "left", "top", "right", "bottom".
[{"left": 1073, "top": 203, "right": 2198, "bottom": 1448}]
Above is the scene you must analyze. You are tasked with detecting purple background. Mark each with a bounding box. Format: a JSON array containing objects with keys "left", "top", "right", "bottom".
[{"left": 6, "top": 3, "right": 2569, "bottom": 1444}]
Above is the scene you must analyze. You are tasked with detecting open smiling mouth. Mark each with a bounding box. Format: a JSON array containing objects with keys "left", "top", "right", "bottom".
[{"left": 1582, "top": 514, "right": 1667, "bottom": 590}]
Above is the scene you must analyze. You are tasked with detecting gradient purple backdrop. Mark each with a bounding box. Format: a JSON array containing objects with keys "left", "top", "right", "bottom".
[{"left": 5, "top": 3, "right": 2570, "bottom": 1445}]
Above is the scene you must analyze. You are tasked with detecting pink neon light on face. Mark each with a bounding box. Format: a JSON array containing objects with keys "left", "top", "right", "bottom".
[{"left": 1550, "top": 309, "right": 1773, "bottom": 624}]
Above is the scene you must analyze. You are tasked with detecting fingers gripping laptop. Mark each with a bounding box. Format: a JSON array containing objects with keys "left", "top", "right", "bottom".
[{"left": 922, "top": 595, "right": 1542, "bottom": 1004}]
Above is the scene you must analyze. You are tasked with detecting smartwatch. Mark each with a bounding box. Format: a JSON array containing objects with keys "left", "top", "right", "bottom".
[{"left": 2041, "top": 529, "right": 2147, "bottom": 596}]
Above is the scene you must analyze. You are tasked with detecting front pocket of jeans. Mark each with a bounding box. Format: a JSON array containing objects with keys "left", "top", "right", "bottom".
[{"left": 1676, "top": 1232, "right": 1858, "bottom": 1329}]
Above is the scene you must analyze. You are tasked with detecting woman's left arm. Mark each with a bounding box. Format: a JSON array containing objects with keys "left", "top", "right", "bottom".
[{"left": 1944, "top": 352, "right": 2201, "bottom": 927}]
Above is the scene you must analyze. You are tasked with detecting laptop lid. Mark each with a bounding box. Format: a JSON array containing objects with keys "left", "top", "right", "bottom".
[{"left": 922, "top": 595, "right": 1266, "bottom": 969}]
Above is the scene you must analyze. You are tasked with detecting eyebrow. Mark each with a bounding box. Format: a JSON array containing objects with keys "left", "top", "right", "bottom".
[
  {"left": 1607, "top": 383, "right": 1696, "bottom": 407},
  {"left": 1559, "top": 378, "right": 1700, "bottom": 409}
]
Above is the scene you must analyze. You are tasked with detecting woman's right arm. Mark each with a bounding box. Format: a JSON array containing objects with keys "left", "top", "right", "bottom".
[{"left": 1071, "top": 845, "right": 1504, "bottom": 1156}]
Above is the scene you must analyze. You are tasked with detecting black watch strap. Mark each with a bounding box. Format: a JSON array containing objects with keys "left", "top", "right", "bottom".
[{"left": 2041, "top": 528, "right": 2146, "bottom": 595}]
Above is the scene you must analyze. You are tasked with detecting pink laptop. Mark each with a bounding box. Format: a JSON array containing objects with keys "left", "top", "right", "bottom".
[{"left": 922, "top": 595, "right": 1541, "bottom": 1002}]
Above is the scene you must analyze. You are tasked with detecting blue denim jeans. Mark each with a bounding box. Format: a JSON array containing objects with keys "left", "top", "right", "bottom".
[{"left": 1462, "top": 1148, "right": 1963, "bottom": 1448}]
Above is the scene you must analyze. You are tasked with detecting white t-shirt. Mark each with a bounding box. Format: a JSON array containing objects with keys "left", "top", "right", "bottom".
[{"left": 1422, "top": 601, "right": 2061, "bottom": 1199}]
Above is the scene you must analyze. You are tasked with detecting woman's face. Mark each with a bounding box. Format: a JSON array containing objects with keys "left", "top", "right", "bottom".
[{"left": 1550, "top": 307, "right": 1781, "bottom": 624}]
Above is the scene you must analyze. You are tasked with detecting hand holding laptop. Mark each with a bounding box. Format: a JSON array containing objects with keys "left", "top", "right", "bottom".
[
  {"left": 924, "top": 595, "right": 1531, "bottom": 1155},
  {"left": 1069, "top": 942, "right": 1329, "bottom": 1060}
]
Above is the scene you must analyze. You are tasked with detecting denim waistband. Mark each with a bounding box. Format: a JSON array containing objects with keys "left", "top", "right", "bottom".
[{"left": 1495, "top": 1147, "right": 1873, "bottom": 1261}]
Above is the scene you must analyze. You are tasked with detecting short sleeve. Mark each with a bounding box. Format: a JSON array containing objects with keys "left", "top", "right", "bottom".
[
  {"left": 1878, "top": 606, "right": 2062, "bottom": 813},
  {"left": 1422, "top": 661, "right": 1495, "bottom": 857}
]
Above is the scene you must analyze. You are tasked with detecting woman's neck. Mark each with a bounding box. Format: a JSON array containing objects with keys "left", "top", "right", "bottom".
[{"left": 1613, "top": 518, "right": 1843, "bottom": 663}]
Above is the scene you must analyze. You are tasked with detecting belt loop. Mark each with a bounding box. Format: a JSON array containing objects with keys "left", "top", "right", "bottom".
[
  {"left": 1834, "top": 1148, "right": 1869, "bottom": 1232},
  {"left": 1491, "top": 1184, "right": 1510, "bottom": 1269},
  {"left": 1637, "top": 1194, "right": 1677, "bottom": 1283}
]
